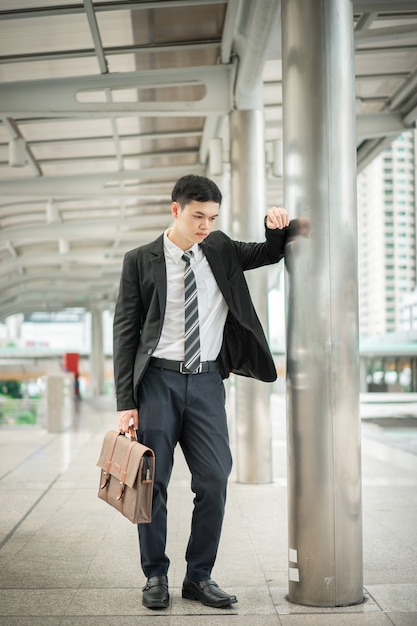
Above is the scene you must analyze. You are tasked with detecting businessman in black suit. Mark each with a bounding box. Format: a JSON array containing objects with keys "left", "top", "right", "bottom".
[{"left": 114, "top": 174, "right": 292, "bottom": 610}]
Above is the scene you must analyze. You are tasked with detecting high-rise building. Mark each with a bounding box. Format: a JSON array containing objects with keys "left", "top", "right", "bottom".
[{"left": 357, "top": 130, "right": 416, "bottom": 337}]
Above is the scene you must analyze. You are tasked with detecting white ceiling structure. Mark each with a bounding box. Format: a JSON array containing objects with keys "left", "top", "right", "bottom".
[{"left": 0, "top": 0, "right": 417, "bottom": 321}]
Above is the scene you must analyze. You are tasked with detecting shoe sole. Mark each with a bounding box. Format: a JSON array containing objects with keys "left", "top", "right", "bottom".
[{"left": 182, "top": 589, "right": 237, "bottom": 608}]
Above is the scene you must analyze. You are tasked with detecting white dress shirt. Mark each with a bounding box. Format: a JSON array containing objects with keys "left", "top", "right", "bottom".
[{"left": 153, "top": 230, "right": 228, "bottom": 362}]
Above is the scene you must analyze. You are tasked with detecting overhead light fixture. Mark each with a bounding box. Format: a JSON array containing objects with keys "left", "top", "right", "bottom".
[{"left": 9, "top": 137, "right": 27, "bottom": 167}]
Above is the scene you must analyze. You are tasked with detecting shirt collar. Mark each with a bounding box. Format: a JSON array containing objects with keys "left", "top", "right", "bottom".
[{"left": 163, "top": 229, "right": 201, "bottom": 263}]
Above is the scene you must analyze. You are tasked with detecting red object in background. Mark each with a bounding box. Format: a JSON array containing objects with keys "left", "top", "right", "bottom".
[{"left": 63, "top": 352, "right": 79, "bottom": 376}]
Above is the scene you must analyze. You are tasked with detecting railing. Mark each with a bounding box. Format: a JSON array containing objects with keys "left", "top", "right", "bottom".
[{"left": 0, "top": 397, "right": 43, "bottom": 427}]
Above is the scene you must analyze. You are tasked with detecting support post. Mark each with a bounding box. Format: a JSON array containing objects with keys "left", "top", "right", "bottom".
[
  {"left": 230, "top": 107, "right": 273, "bottom": 484},
  {"left": 90, "top": 308, "right": 105, "bottom": 396},
  {"left": 282, "top": 0, "right": 363, "bottom": 606}
]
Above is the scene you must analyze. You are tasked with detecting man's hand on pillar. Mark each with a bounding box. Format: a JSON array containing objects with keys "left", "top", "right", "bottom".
[{"left": 266, "top": 206, "right": 290, "bottom": 230}]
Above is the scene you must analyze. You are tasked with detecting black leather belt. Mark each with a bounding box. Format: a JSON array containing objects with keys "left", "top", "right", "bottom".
[{"left": 149, "top": 357, "right": 220, "bottom": 374}]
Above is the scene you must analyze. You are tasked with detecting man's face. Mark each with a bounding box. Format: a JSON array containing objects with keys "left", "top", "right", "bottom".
[{"left": 170, "top": 199, "right": 219, "bottom": 250}]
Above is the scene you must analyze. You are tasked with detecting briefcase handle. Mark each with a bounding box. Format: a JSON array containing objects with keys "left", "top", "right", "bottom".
[
  {"left": 102, "top": 427, "right": 137, "bottom": 481},
  {"left": 125, "top": 425, "right": 136, "bottom": 440}
]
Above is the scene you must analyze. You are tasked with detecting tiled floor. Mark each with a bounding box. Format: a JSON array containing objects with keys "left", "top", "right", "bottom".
[{"left": 0, "top": 392, "right": 416, "bottom": 625}]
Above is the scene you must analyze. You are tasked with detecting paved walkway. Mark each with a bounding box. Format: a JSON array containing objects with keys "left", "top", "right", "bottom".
[{"left": 0, "top": 392, "right": 416, "bottom": 625}]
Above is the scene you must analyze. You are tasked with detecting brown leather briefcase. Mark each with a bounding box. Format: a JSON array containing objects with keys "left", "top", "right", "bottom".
[{"left": 97, "top": 427, "right": 154, "bottom": 524}]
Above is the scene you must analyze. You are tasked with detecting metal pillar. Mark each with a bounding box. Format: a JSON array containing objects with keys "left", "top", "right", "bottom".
[
  {"left": 360, "top": 358, "right": 368, "bottom": 393},
  {"left": 90, "top": 307, "right": 105, "bottom": 396},
  {"left": 282, "top": 0, "right": 363, "bottom": 606},
  {"left": 230, "top": 108, "right": 273, "bottom": 484}
]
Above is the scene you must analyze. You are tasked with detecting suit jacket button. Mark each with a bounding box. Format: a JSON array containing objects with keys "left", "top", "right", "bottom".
[{"left": 147, "top": 349, "right": 153, "bottom": 355}]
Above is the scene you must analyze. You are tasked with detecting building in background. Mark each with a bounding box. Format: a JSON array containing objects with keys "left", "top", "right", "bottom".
[{"left": 357, "top": 130, "right": 417, "bottom": 337}]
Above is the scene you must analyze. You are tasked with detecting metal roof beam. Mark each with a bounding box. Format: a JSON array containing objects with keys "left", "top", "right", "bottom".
[
  {"left": 0, "top": 302, "right": 113, "bottom": 322},
  {"left": 0, "top": 287, "right": 116, "bottom": 316},
  {"left": 0, "top": 41, "right": 221, "bottom": 65},
  {"left": 1, "top": 277, "right": 118, "bottom": 299},
  {"left": 0, "top": 166, "right": 205, "bottom": 197},
  {"left": 233, "top": 0, "right": 281, "bottom": 109},
  {"left": 355, "top": 12, "right": 377, "bottom": 30},
  {"left": 404, "top": 102, "right": 417, "bottom": 125},
  {"left": 0, "top": 1, "right": 227, "bottom": 20},
  {"left": 220, "top": 0, "right": 241, "bottom": 64},
  {"left": 355, "top": 24, "right": 417, "bottom": 47},
  {"left": 26, "top": 147, "right": 198, "bottom": 167},
  {"left": 0, "top": 198, "right": 170, "bottom": 213},
  {"left": 356, "top": 72, "right": 409, "bottom": 80},
  {"left": 388, "top": 65, "right": 417, "bottom": 109},
  {"left": 0, "top": 216, "right": 170, "bottom": 243},
  {"left": 356, "top": 112, "right": 407, "bottom": 140},
  {"left": 2, "top": 285, "right": 114, "bottom": 299},
  {"left": 1, "top": 118, "right": 42, "bottom": 176},
  {"left": 0, "top": 278, "right": 120, "bottom": 302},
  {"left": 0, "top": 270, "right": 119, "bottom": 288},
  {"left": 83, "top": 0, "right": 108, "bottom": 74},
  {"left": 0, "top": 251, "right": 119, "bottom": 275},
  {"left": 357, "top": 134, "right": 401, "bottom": 171},
  {"left": 355, "top": 45, "right": 417, "bottom": 54},
  {"left": 353, "top": 0, "right": 417, "bottom": 11},
  {"left": 0, "top": 129, "right": 203, "bottom": 149},
  {"left": 0, "top": 66, "right": 233, "bottom": 118}
]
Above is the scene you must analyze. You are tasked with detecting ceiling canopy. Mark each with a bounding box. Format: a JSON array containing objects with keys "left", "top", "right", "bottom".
[{"left": 1, "top": 0, "right": 416, "bottom": 320}]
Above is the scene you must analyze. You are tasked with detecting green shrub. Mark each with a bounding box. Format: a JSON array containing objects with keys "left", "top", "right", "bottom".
[
  {"left": 0, "top": 381, "right": 23, "bottom": 399},
  {"left": 16, "top": 411, "right": 37, "bottom": 425}
]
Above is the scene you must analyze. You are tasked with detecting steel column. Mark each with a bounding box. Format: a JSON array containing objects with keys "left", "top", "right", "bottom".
[
  {"left": 282, "top": 0, "right": 363, "bottom": 606},
  {"left": 90, "top": 308, "right": 105, "bottom": 397},
  {"left": 230, "top": 108, "right": 273, "bottom": 484}
]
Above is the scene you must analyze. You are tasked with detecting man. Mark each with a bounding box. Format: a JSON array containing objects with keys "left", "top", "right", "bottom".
[{"left": 113, "top": 174, "right": 292, "bottom": 610}]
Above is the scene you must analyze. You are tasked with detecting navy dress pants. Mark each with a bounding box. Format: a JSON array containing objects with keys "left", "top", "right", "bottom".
[{"left": 136, "top": 366, "right": 233, "bottom": 582}]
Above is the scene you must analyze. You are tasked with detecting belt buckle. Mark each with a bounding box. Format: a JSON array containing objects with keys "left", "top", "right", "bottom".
[{"left": 180, "top": 362, "right": 202, "bottom": 374}]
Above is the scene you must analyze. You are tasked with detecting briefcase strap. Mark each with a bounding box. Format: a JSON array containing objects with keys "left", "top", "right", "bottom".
[
  {"left": 100, "top": 428, "right": 136, "bottom": 499},
  {"left": 116, "top": 438, "right": 137, "bottom": 513},
  {"left": 100, "top": 432, "right": 119, "bottom": 496}
]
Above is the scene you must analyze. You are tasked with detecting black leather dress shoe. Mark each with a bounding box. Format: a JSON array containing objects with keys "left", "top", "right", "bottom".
[
  {"left": 142, "top": 575, "right": 169, "bottom": 609},
  {"left": 182, "top": 576, "right": 237, "bottom": 608}
]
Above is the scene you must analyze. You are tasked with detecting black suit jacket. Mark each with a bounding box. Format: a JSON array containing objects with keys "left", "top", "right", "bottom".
[{"left": 113, "top": 220, "right": 295, "bottom": 411}]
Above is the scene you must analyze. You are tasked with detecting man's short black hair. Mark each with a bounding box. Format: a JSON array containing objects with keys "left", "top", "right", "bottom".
[{"left": 171, "top": 174, "right": 222, "bottom": 207}]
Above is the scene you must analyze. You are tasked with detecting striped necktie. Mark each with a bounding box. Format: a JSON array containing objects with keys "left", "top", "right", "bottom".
[{"left": 182, "top": 250, "right": 201, "bottom": 373}]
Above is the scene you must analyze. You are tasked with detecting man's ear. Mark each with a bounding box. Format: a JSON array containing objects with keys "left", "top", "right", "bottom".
[{"left": 171, "top": 201, "right": 180, "bottom": 218}]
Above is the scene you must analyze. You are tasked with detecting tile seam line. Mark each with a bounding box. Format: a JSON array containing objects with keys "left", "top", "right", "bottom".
[
  {"left": 0, "top": 432, "right": 61, "bottom": 482},
  {"left": 0, "top": 399, "right": 109, "bottom": 482},
  {"left": 0, "top": 473, "right": 62, "bottom": 550},
  {"left": 0, "top": 422, "right": 102, "bottom": 550},
  {"left": 363, "top": 585, "right": 390, "bottom": 617}
]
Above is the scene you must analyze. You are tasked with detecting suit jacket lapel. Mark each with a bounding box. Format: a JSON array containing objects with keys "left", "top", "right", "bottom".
[
  {"left": 149, "top": 234, "right": 167, "bottom": 317},
  {"left": 200, "top": 241, "right": 232, "bottom": 305}
]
